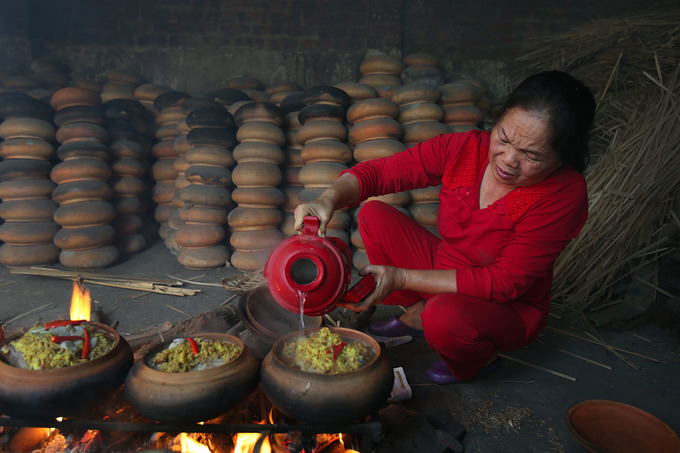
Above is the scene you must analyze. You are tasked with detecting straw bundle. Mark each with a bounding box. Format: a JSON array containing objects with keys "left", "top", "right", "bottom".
[{"left": 513, "top": 5, "right": 680, "bottom": 313}]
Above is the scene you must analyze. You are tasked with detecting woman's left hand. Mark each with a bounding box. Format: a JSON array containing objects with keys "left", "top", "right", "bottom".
[{"left": 339, "top": 264, "right": 406, "bottom": 312}]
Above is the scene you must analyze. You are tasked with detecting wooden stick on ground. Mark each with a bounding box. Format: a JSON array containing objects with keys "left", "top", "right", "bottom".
[
  {"left": 546, "top": 326, "right": 661, "bottom": 363},
  {"left": 9, "top": 267, "right": 199, "bottom": 296},
  {"left": 11, "top": 267, "right": 182, "bottom": 285},
  {"left": 497, "top": 353, "right": 578, "bottom": 382},
  {"left": 537, "top": 340, "right": 613, "bottom": 370},
  {"left": 583, "top": 331, "right": 640, "bottom": 370}
]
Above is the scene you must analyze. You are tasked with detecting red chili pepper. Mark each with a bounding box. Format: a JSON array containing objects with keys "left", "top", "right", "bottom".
[
  {"left": 50, "top": 335, "right": 85, "bottom": 343},
  {"left": 331, "top": 342, "right": 346, "bottom": 360},
  {"left": 186, "top": 337, "right": 199, "bottom": 355},
  {"left": 44, "top": 320, "right": 86, "bottom": 329},
  {"left": 81, "top": 328, "right": 91, "bottom": 360}
]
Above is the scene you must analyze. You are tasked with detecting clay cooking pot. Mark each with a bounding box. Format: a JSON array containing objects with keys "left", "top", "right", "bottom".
[
  {"left": 124, "top": 333, "right": 260, "bottom": 423},
  {"left": 260, "top": 327, "right": 393, "bottom": 424},
  {"left": 0, "top": 322, "right": 134, "bottom": 419}
]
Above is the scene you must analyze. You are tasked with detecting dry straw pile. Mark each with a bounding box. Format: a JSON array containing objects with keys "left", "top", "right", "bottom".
[{"left": 514, "top": 5, "right": 680, "bottom": 314}]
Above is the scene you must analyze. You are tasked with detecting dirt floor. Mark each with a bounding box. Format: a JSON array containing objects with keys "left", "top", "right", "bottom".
[{"left": 1, "top": 238, "right": 679, "bottom": 452}]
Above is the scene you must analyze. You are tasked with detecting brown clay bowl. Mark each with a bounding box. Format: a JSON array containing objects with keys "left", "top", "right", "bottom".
[
  {"left": 124, "top": 332, "right": 260, "bottom": 423},
  {"left": 0, "top": 322, "right": 134, "bottom": 419},
  {"left": 566, "top": 399, "right": 680, "bottom": 453},
  {"left": 242, "top": 285, "right": 321, "bottom": 338},
  {"left": 260, "top": 327, "right": 393, "bottom": 425},
  {"left": 238, "top": 286, "right": 321, "bottom": 359}
]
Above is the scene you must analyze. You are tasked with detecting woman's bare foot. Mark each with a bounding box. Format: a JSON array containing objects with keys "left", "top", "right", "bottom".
[{"left": 397, "top": 300, "right": 425, "bottom": 330}]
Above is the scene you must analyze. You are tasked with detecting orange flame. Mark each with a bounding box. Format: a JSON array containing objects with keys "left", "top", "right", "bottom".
[
  {"left": 70, "top": 280, "right": 91, "bottom": 322},
  {"left": 234, "top": 431, "right": 271, "bottom": 453},
  {"left": 178, "top": 433, "right": 211, "bottom": 453}
]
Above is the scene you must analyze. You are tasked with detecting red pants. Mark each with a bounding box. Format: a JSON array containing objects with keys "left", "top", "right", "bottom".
[{"left": 358, "top": 200, "right": 528, "bottom": 380}]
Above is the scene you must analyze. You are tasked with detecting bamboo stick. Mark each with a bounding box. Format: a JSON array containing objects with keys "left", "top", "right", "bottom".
[
  {"left": 497, "top": 353, "right": 577, "bottom": 382},
  {"left": 167, "top": 274, "right": 224, "bottom": 287},
  {"left": 546, "top": 326, "right": 661, "bottom": 362},
  {"left": 537, "top": 340, "right": 613, "bottom": 370},
  {"left": 583, "top": 331, "right": 640, "bottom": 369},
  {"left": 9, "top": 267, "right": 199, "bottom": 296},
  {"left": 11, "top": 267, "right": 182, "bottom": 285}
]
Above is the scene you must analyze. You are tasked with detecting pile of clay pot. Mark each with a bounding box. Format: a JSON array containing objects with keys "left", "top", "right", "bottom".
[{"left": 0, "top": 53, "right": 492, "bottom": 272}]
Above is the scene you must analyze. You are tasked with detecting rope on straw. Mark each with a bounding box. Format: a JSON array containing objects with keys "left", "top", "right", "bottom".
[{"left": 513, "top": 5, "right": 680, "bottom": 314}]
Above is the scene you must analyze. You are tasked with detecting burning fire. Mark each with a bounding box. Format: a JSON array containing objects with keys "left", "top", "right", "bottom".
[
  {"left": 234, "top": 431, "right": 271, "bottom": 453},
  {"left": 177, "top": 433, "right": 211, "bottom": 453},
  {"left": 70, "top": 280, "right": 91, "bottom": 321}
]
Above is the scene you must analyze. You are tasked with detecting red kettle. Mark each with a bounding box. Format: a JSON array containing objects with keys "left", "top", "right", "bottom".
[{"left": 263, "top": 216, "right": 376, "bottom": 316}]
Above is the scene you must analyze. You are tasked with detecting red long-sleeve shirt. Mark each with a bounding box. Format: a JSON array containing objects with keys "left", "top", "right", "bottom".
[{"left": 345, "top": 130, "right": 588, "bottom": 324}]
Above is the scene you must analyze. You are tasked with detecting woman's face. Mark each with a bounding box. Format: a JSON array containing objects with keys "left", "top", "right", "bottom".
[{"left": 489, "top": 107, "right": 562, "bottom": 188}]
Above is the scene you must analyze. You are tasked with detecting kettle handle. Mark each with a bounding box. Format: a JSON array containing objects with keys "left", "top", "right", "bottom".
[{"left": 302, "top": 216, "right": 320, "bottom": 236}]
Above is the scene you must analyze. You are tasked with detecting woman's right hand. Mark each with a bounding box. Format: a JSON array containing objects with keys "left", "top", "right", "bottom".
[
  {"left": 293, "top": 197, "right": 336, "bottom": 237},
  {"left": 293, "top": 172, "right": 362, "bottom": 237}
]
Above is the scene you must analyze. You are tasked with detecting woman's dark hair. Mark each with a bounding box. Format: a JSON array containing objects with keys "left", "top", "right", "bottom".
[{"left": 495, "top": 71, "right": 596, "bottom": 174}]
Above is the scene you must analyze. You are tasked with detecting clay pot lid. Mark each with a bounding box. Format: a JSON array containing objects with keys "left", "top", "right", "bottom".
[
  {"left": 566, "top": 399, "right": 680, "bottom": 453},
  {"left": 102, "top": 98, "right": 145, "bottom": 119},
  {"left": 153, "top": 91, "right": 191, "bottom": 111},
  {"left": 186, "top": 106, "right": 234, "bottom": 129},
  {"left": 266, "top": 80, "right": 303, "bottom": 96},
  {"left": 227, "top": 76, "right": 264, "bottom": 91},
  {"left": 204, "top": 88, "right": 250, "bottom": 107},
  {"left": 298, "top": 103, "right": 346, "bottom": 125},
  {"left": 279, "top": 92, "right": 306, "bottom": 114},
  {"left": 402, "top": 52, "right": 440, "bottom": 68},
  {"left": 303, "top": 86, "right": 351, "bottom": 110},
  {"left": 0, "top": 92, "right": 54, "bottom": 121},
  {"left": 233, "top": 101, "right": 284, "bottom": 127}
]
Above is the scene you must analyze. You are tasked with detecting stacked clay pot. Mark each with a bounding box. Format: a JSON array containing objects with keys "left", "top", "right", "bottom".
[
  {"left": 407, "top": 185, "right": 441, "bottom": 237},
  {"left": 346, "top": 97, "right": 407, "bottom": 269},
  {"left": 165, "top": 98, "right": 219, "bottom": 253},
  {"left": 334, "top": 82, "right": 378, "bottom": 104},
  {"left": 227, "top": 76, "right": 269, "bottom": 103},
  {"left": 30, "top": 57, "right": 70, "bottom": 94},
  {"left": 102, "top": 96, "right": 150, "bottom": 256},
  {"left": 458, "top": 75, "right": 493, "bottom": 123},
  {"left": 228, "top": 102, "right": 286, "bottom": 272},
  {"left": 205, "top": 88, "right": 251, "bottom": 112},
  {"left": 400, "top": 53, "right": 444, "bottom": 87},
  {"left": 265, "top": 80, "right": 304, "bottom": 107},
  {"left": 0, "top": 97, "right": 60, "bottom": 266},
  {"left": 69, "top": 78, "right": 103, "bottom": 96},
  {"left": 358, "top": 54, "right": 405, "bottom": 99},
  {"left": 279, "top": 93, "right": 306, "bottom": 237},
  {"left": 296, "top": 86, "right": 353, "bottom": 244},
  {"left": 134, "top": 83, "right": 172, "bottom": 118},
  {"left": 390, "top": 82, "right": 447, "bottom": 238},
  {"left": 109, "top": 139, "right": 148, "bottom": 255},
  {"left": 150, "top": 91, "right": 191, "bottom": 240},
  {"left": 392, "top": 82, "right": 449, "bottom": 147},
  {"left": 439, "top": 79, "right": 484, "bottom": 133},
  {"left": 50, "top": 87, "right": 119, "bottom": 269},
  {"left": 101, "top": 70, "right": 143, "bottom": 103},
  {"left": 175, "top": 104, "right": 238, "bottom": 269}
]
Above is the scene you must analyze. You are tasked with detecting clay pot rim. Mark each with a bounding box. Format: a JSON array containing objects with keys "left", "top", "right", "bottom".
[
  {"left": 0, "top": 321, "right": 124, "bottom": 376},
  {"left": 136, "top": 332, "right": 248, "bottom": 379},
  {"left": 239, "top": 286, "right": 321, "bottom": 340},
  {"left": 566, "top": 399, "right": 680, "bottom": 453},
  {"left": 269, "top": 326, "right": 383, "bottom": 377}
]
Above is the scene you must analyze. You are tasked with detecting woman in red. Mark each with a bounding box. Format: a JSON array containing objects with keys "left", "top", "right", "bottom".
[{"left": 294, "top": 71, "right": 596, "bottom": 383}]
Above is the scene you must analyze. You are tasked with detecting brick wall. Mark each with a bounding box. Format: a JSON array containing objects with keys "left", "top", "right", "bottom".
[{"left": 0, "top": 0, "right": 654, "bottom": 96}]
